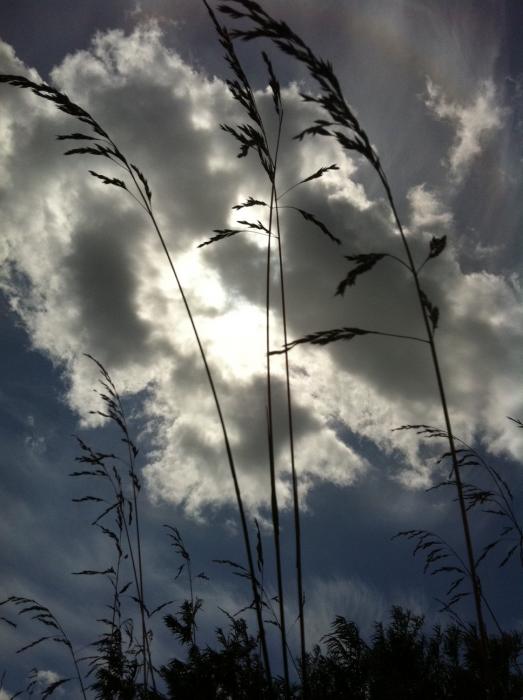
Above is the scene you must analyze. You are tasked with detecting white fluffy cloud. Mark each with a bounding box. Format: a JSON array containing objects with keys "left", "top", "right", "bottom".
[
  {"left": 424, "top": 77, "right": 504, "bottom": 180},
  {"left": 34, "top": 670, "right": 61, "bottom": 686},
  {"left": 0, "top": 22, "right": 520, "bottom": 518},
  {"left": 407, "top": 184, "right": 452, "bottom": 231}
]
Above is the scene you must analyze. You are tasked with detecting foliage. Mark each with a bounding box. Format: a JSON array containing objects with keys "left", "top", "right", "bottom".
[
  {"left": 307, "top": 608, "right": 523, "bottom": 700},
  {"left": 161, "top": 616, "right": 270, "bottom": 699}
]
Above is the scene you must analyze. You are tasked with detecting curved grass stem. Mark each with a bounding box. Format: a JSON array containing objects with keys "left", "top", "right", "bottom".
[
  {"left": 265, "top": 127, "right": 291, "bottom": 696},
  {"left": 274, "top": 198, "right": 307, "bottom": 694},
  {"left": 378, "top": 171, "right": 489, "bottom": 661},
  {"left": 134, "top": 190, "right": 272, "bottom": 688}
]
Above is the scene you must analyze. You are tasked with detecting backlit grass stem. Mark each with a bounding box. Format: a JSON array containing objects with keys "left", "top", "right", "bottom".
[
  {"left": 217, "top": 0, "right": 490, "bottom": 668},
  {"left": 203, "top": 4, "right": 290, "bottom": 691},
  {"left": 0, "top": 71, "right": 269, "bottom": 691}
]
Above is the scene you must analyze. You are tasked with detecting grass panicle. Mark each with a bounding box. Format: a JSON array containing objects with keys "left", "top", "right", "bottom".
[
  {"left": 0, "top": 596, "right": 87, "bottom": 699},
  {"left": 204, "top": 2, "right": 291, "bottom": 691},
  {"left": 217, "top": 0, "right": 490, "bottom": 665},
  {"left": 1, "top": 3, "right": 522, "bottom": 696},
  {"left": 0, "top": 67, "right": 268, "bottom": 686},
  {"left": 394, "top": 423, "right": 523, "bottom": 572},
  {"left": 203, "top": 4, "right": 348, "bottom": 690}
]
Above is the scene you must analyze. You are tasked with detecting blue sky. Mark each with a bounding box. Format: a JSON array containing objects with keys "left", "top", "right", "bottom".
[{"left": 0, "top": 1, "right": 522, "bottom": 696}]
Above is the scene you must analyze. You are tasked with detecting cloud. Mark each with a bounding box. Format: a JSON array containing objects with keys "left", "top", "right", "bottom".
[
  {"left": 424, "top": 77, "right": 505, "bottom": 180},
  {"left": 0, "top": 22, "right": 520, "bottom": 521},
  {"left": 34, "top": 670, "right": 61, "bottom": 686},
  {"left": 0, "top": 671, "right": 64, "bottom": 700},
  {"left": 407, "top": 184, "right": 452, "bottom": 231}
]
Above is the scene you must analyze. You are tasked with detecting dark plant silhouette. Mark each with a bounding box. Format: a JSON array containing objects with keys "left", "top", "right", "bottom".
[
  {"left": 1, "top": 364, "right": 522, "bottom": 697},
  {"left": 162, "top": 615, "right": 272, "bottom": 699},
  {"left": 72, "top": 354, "right": 158, "bottom": 692},
  {"left": 306, "top": 607, "right": 523, "bottom": 700},
  {"left": 70, "top": 355, "right": 179, "bottom": 696},
  {"left": 1, "top": 3, "right": 521, "bottom": 697},
  {"left": 203, "top": 5, "right": 290, "bottom": 690},
  {"left": 0, "top": 596, "right": 87, "bottom": 699},
  {"left": 216, "top": 0, "right": 489, "bottom": 663},
  {"left": 202, "top": 7, "right": 349, "bottom": 691},
  {"left": 395, "top": 423, "right": 523, "bottom": 572},
  {"left": 391, "top": 422, "right": 523, "bottom": 653},
  {"left": 0, "top": 70, "right": 268, "bottom": 682}
]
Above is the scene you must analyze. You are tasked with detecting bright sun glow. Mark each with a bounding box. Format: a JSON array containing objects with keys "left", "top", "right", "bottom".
[{"left": 203, "top": 302, "right": 267, "bottom": 381}]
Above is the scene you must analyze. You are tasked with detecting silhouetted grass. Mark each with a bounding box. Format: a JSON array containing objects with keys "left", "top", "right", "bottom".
[
  {"left": 0, "top": 1, "right": 521, "bottom": 697},
  {"left": 203, "top": 4, "right": 289, "bottom": 690},
  {"left": 216, "top": 0, "right": 489, "bottom": 666},
  {"left": 0, "top": 596, "right": 87, "bottom": 699},
  {"left": 0, "top": 66, "right": 268, "bottom": 691},
  {"left": 1, "top": 361, "right": 522, "bottom": 698},
  {"left": 393, "top": 420, "right": 523, "bottom": 640}
]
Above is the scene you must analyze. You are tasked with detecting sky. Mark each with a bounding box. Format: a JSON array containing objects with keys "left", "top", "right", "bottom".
[{"left": 0, "top": 0, "right": 522, "bottom": 696}]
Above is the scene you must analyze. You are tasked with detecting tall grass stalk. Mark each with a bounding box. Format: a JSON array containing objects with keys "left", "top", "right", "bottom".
[
  {"left": 0, "top": 596, "right": 88, "bottom": 699},
  {"left": 378, "top": 176, "right": 489, "bottom": 657},
  {"left": 274, "top": 198, "right": 307, "bottom": 693},
  {"left": 217, "top": 0, "right": 490, "bottom": 664},
  {"left": 78, "top": 354, "right": 156, "bottom": 692},
  {"left": 138, "top": 197, "right": 271, "bottom": 684},
  {"left": 264, "top": 169, "right": 290, "bottom": 694},
  {"left": 165, "top": 525, "right": 202, "bottom": 648},
  {"left": 395, "top": 423, "right": 523, "bottom": 574},
  {"left": 270, "top": 111, "right": 307, "bottom": 692},
  {"left": 204, "top": 8, "right": 347, "bottom": 687},
  {"left": 203, "top": 5, "right": 290, "bottom": 691},
  {"left": 0, "top": 73, "right": 271, "bottom": 688}
]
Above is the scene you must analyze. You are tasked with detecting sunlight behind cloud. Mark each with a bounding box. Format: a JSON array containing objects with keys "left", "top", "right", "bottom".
[
  {"left": 1, "top": 3, "right": 523, "bottom": 693},
  {"left": 204, "top": 303, "right": 266, "bottom": 381},
  {"left": 0, "top": 18, "right": 520, "bottom": 515}
]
